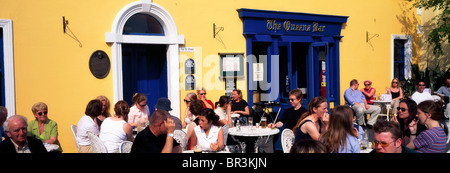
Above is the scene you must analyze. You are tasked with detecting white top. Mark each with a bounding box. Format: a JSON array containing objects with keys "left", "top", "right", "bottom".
[
  {"left": 214, "top": 108, "right": 228, "bottom": 122},
  {"left": 127, "top": 105, "right": 150, "bottom": 127},
  {"left": 194, "top": 125, "right": 221, "bottom": 151},
  {"left": 228, "top": 126, "right": 279, "bottom": 137},
  {"left": 100, "top": 118, "right": 127, "bottom": 153},
  {"left": 76, "top": 115, "right": 99, "bottom": 145},
  {"left": 411, "top": 91, "right": 433, "bottom": 104}
]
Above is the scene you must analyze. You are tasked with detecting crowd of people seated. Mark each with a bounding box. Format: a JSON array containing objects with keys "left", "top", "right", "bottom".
[{"left": 0, "top": 77, "right": 449, "bottom": 153}]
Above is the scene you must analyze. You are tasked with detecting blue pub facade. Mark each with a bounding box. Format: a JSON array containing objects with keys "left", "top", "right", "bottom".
[{"left": 238, "top": 9, "right": 348, "bottom": 111}]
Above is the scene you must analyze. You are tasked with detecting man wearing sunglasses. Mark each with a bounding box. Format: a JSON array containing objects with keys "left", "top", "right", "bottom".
[
  {"left": 370, "top": 120, "right": 417, "bottom": 153},
  {"left": 411, "top": 80, "right": 432, "bottom": 105}
]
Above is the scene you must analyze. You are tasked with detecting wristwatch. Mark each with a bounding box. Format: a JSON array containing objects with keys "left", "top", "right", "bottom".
[{"left": 168, "top": 133, "right": 174, "bottom": 137}]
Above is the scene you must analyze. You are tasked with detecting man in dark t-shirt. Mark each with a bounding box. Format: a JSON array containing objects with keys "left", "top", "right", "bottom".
[
  {"left": 268, "top": 89, "right": 307, "bottom": 130},
  {"left": 130, "top": 110, "right": 181, "bottom": 153}
]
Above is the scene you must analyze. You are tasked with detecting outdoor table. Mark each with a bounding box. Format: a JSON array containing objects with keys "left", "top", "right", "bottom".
[
  {"left": 372, "top": 100, "right": 392, "bottom": 121},
  {"left": 228, "top": 126, "right": 279, "bottom": 153}
]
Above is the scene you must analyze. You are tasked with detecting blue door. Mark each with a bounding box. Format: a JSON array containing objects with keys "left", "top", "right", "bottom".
[
  {"left": 307, "top": 42, "right": 330, "bottom": 106},
  {"left": 0, "top": 28, "right": 4, "bottom": 107},
  {"left": 122, "top": 44, "right": 168, "bottom": 116}
]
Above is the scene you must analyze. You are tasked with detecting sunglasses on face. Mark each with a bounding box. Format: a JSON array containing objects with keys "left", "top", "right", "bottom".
[
  {"left": 37, "top": 111, "right": 48, "bottom": 116},
  {"left": 396, "top": 107, "right": 407, "bottom": 112},
  {"left": 199, "top": 93, "right": 206, "bottom": 95},
  {"left": 372, "top": 140, "right": 394, "bottom": 148},
  {"left": 392, "top": 82, "right": 398, "bottom": 84},
  {"left": 364, "top": 84, "right": 370, "bottom": 86},
  {"left": 184, "top": 99, "right": 191, "bottom": 103},
  {"left": 139, "top": 103, "right": 147, "bottom": 107},
  {"left": 418, "top": 84, "right": 425, "bottom": 86}
]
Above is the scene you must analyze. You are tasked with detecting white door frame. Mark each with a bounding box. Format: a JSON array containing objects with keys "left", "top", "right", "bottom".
[
  {"left": 106, "top": 0, "right": 184, "bottom": 118},
  {"left": 391, "top": 34, "right": 412, "bottom": 80},
  {"left": 0, "top": 19, "right": 15, "bottom": 117}
]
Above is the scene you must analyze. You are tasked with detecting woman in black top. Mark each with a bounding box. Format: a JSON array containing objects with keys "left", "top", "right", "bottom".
[{"left": 230, "top": 89, "right": 250, "bottom": 125}]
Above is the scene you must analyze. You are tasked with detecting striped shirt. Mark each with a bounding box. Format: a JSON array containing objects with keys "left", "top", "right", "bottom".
[{"left": 413, "top": 127, "right": 447, "bottom": 153}]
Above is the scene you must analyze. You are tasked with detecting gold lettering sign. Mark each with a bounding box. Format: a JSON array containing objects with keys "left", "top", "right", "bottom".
[{"left": 267, "top": 20, "right": 325, "bottom": 33}]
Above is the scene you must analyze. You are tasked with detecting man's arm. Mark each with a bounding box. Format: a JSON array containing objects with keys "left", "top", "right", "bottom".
[{"left": 161, "top": 118, "right": 175, "bottom": 153}]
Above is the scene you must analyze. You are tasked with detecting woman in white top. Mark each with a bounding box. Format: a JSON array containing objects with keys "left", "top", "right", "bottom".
[
  {"left": 128, "top": 93, "right": 150, "bottom": 129},
  {"left": 214, "top": 96, "right": 233, "bottom": 144},
  {"left": 100, "top": 100, "right": 134, "bottom": 153},
  {"left": 214, "top": 95, "right": 232, "bottom": 127},
  {"left": 190, "top": 108, "right": 224, "bottom": 151},
  {"left": 76, "top": 99, "right": 103, "bottom": 153}
]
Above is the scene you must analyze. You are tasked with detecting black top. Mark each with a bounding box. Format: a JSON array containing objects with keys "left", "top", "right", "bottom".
[
  {"left": 391, "top": 91, "right": 400, "bottom": 99},
  {"left": 231, "top": 100, "right": 248, "bottom": 113},
  {"left": 0, "top": 137, "right": 47, "bottom": 153},
  {"left": 130, "top": 126, "right": 179, "bottom": 153},
  {"left": 279, "top": 106, "right": 307, "bottom": 130}
]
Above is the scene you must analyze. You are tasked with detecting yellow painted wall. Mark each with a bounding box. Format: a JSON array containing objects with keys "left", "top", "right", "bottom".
[
  {"left": 0, "top": 0, "right": 420, "bottom": 152},
  {"left": 420, "top": 8, "right": 450, "bottom": 71}
]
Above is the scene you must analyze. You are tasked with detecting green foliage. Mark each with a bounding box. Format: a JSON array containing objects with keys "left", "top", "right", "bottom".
[
  {"left": 411, "top": 0, "right": 450, "bottom": 56},
  {"left": 403, "top": 60, "right": 450, "bottom": 97}
]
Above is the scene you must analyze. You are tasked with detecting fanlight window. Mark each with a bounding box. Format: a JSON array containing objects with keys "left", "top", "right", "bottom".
[{"left": 123, "top": 13, "right": 164, "bottom": 35}]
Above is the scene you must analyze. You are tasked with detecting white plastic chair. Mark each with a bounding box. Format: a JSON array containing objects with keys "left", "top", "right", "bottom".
[
  {"left": 87, "top": 131, "right": 108, "bottom": 153},
  {"left": 70, "top": 124, "right": 80, "bottom": 153},
  {"left": 281, "top": 129, "right": 294, "bottom": 153},
  {"left": 119, "top": 141, "right": 133, "bottom": 153},
  {"left": 173, "top": 129, "right": 188, "bottom": 150}
]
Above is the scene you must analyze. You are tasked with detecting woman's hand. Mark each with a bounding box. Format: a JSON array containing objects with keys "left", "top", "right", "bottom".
[
  {"left": 210, "top": 142, "right": 219, "bottom": 151},
  {"left": 408, "top": 119, "right": 419, "bottom": 135}
]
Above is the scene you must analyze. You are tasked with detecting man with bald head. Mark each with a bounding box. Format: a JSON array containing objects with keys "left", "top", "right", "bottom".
[{"left": 0, "top": 115, "right": 47, "bottom": 153}]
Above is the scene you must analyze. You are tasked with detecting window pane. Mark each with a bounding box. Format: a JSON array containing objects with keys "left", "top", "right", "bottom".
[{"left": 123, "top": 13, "right": 164, "bottom": 35}]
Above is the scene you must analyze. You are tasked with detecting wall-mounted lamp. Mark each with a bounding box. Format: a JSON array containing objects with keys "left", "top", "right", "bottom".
[
  {"left": 63, "top": 16, "right": 68, "bottom": 33},
  {"left": 366, "top": 31, "right": 379, "bottom": 42},
  {"left": 62, "top": 16, "right": 82, "bottom": 47},
  {"left": 213, "top": 23, "right": 224, "bottom": 38}
]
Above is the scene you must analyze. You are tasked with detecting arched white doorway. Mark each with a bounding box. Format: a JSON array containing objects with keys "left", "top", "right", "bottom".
[{"left": 106, "top": 0, "right": 184, "bottom": 117}]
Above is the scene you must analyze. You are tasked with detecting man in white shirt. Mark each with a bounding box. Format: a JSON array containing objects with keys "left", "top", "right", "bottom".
[{"left": 411, "top": 81, "right": 432, "bottom": 104}]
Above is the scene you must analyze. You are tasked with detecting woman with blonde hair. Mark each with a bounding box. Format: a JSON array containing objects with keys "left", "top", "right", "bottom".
[
  {"left": 95, "top": 95, "right": 112, "bottom": 126},
  {"left": 197, "top": 87, "right": 214, "bottom": 109},
  {"left": 183, "top": 92, "right": 197, "bottom": 128},
  {"left": 27, "top": 102, "right": 62, "bottom": 152},
  {"left": 319, "top": 105, "right": 360, "bottom": 153},
  {"left": 386, "top": 78, "right": 403, "bottom": 114}
]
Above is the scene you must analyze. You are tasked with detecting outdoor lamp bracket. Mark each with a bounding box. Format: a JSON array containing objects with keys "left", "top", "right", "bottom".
[{"left": 213, "top": 23, "right": 224, "bottom": 38}]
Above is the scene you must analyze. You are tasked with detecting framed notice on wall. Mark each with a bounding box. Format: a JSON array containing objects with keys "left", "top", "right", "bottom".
[{"left": 219, "top": 53, "right": 244, "bottom": 78}]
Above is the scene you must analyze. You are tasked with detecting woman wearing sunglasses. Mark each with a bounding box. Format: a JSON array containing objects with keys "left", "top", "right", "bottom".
[
  {"left": 386, "top": 78, "right": 403, "bottom": 115},
  {"left": 27, "top": 102, "right": 62, "bottom": 152},
  {"left": 197, "top": 87, "right": 214, "bottom": 109},
  {"left": 182, "top": 92, "right": 197, "bottom": 129},
  {"left": 128, "top": 93, "right": 150, "bottom": 130},
  {"left": 390, "top": 99, "right": 426, "bottom": 145}
]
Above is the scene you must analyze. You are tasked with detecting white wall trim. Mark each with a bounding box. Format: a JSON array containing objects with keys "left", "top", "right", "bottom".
[
  {"left": 391, "top": 34, "right": 412, "bottom": 80},
  {"left": 0, "top": 19, "right": 15, "bottom": 117},
  {"left": 106, "top": 0, "right": 184, "bottom": 118}
]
